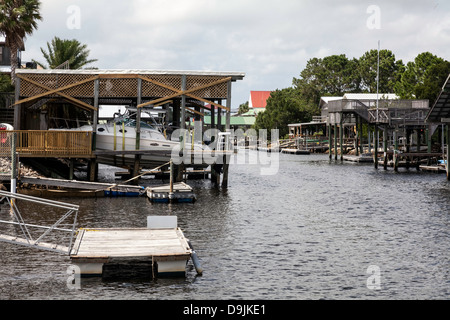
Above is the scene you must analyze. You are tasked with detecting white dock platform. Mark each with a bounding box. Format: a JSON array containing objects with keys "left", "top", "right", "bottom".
[
  {"left": 146, "top": 182, "right": 196, "bottom": 203},
  {"left": 70, "top": 227, "right": 192, "bottom": 277}
]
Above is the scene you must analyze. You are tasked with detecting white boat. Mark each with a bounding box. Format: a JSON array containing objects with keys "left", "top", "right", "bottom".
[{"left": 51, "top": 111, "right": 206, "bottom": 169}]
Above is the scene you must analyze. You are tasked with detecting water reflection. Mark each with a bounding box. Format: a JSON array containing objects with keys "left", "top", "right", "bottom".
[{"left": 0, "top": 151, "right": 449, "bottom": 299}]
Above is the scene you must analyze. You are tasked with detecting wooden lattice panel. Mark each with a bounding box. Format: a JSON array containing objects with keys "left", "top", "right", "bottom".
[
  {"left": 99, "top": 78, "right": 138, "bottom": 97},
  {"left": 186, "top": 75, "right": 228, "bottom": 99},
  {"left": 19, "top": 72, "right": 231, "bottom": 100},
  {"left": 141, "top": 75, "right": 181, "bottom": 98}
]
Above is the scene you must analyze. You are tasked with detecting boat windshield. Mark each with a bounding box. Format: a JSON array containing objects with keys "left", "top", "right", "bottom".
[{"left": 114, "top": 119, "right": 156, "bottom": 130}]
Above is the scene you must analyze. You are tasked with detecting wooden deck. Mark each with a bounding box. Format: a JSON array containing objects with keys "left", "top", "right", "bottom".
[{"left": 70, "top": 228, "right": 192, "bottom": 277}]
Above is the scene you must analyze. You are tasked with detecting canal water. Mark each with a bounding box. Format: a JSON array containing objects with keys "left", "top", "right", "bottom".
[{"left": 0, "top": 150, "right": 448, "bottom": 300}]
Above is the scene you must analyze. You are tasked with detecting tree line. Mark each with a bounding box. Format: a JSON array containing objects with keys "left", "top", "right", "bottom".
[{"left": 253, "top": 50, "right": 450, "bottom": 138}]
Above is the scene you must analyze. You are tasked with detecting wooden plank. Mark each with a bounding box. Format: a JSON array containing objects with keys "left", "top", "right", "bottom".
[{"left": 70, "top": 228, "right": 191, "bottom": 259}]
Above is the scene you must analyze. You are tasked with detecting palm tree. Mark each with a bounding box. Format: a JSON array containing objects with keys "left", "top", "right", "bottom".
[
  {"left": 36, "top": 37, "right": 97, "bottom": 69},
  {"left": 0, "top": 0, "right": 42, "bottom": 84}
]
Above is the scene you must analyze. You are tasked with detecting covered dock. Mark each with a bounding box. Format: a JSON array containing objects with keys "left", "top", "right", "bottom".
[
  {"left": 8, "top": 69, "right": 245, "bottom": 186},
  {"left": 425, "top": 73, "right": 450, "bottom": 180}
]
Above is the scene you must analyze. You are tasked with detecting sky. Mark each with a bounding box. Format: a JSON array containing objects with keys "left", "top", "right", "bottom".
[{"left": 16, "top": 0, "right": 450, "bottom": 110}]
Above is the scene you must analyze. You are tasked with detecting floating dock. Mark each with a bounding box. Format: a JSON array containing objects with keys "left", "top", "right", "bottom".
[
  {"left": 146, "top": 182, "right": 196, "bottom": 203},
  {"left": 19, "top": 176, "right": 144, "bottom": 197},
  {"left": 342, "top": 154, "right": 374, "bottom": 163},
  {"left": 70, "top": 217, "right": 194, "bottom": 278},
  {"left": 281, "top": 148, "right": 310, "bottom": 155}
]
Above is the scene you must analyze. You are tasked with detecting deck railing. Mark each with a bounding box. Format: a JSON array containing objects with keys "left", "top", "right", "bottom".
[{"left": 3, "top": 130, "right": 93, "bottom": 158}]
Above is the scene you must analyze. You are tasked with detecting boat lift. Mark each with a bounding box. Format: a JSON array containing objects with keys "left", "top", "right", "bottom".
[{"left": 0, "top": 190, "right": 79, "bottom": 255}]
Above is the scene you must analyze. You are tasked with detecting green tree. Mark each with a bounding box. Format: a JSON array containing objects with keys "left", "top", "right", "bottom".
[
  {"left": 35, "top": 37, "right": 97, "bottom": 69},
  {"left": 394, "top": 52, "right": 450, "bottom": 103},
  {"left": 0, "top": 0, "right": 42, "bottom": 83},
  {"left": 358, "top": 49, "right": 404, "bottom": 93},
  {"left": 253, "top": 88, "right": 318, "bottom": 139},
  {"left": 237, "top": 101, "right": 249, "bottom": 114},
  {"left": 292, "top": 54, "right": 360, "bottom": 106}
]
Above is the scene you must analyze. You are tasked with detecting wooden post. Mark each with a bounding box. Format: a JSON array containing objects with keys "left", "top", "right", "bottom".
[
  {"left": 416, "top": 129, "right": 421, "bottom": 171},
  {"left": 328, "top": 123, "right": 332, "bottom": 160},
  {"left": 383, "top": 126, "right": 388, "bottom": 170},
  {"left": 14, "top": 77, "right": 21, "bottom": 129},
  {"left": 169, "top": 160, "right": 174, "bottom": 194},
  {"left": 334, "top": 123, "right": 338, "bottom": 160},
  {"left": 374, "top": 123, "right": 378, "bottom": 169},
  {"left": 359, "top": 117, "right": 363, "bottom": 155},
  {"left": 181, "top": 75, "right": 186, "bottom": 130},
  {"left": 427, "top": 126, "right": 432, "bottom": 165},
  {"left": 447, "top": 124, "right": 450, "bottom": 181},
  {"left": 355, "top": 116, "right": 359, "bottom": 157},
  {"left": 222, "top": 81, "right": 232, "bottom": 188},
  {"left": 217, "top": 99, "right": 222, "bottom": 132},
  {"left": 226, "top": 81, "right": 231, "bottom": 132},
  {"left": 339, "top": 114, "right": 343, "bottom": 161},
  {"left": 394, "top": 128, "right": 399, "bottom": 172},
  {"left": 89, "top": 79, "right": 100, "bottom": 182},
  {"left": 132, "top": 78, "right": 142, "bottom": 183},
  {"left": 211, "top": 100, "right": 215, "bottom": 130}
]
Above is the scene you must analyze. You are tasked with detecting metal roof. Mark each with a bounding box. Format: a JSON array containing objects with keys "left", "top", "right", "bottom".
[
  {"left": 426, "top": 73, "right": 450, "bottom": 123},
  {"left": 15, "top": 69, "right": 246, "bottom": 81}
]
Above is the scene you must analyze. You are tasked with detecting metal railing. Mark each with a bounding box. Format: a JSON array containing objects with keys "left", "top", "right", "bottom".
[{"left": 0, "top": 190, "right": 79, "bottom": 255}]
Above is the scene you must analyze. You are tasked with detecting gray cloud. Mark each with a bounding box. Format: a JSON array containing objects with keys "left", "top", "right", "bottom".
[{"left": 21, "top": 0, "right": 450, "bottom": 107}]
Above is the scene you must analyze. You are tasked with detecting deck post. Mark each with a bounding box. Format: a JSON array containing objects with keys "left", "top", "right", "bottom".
[
  {"left": 374, "top": 123, "right": 378, "bottom": 169},
  {"left": 88, "top": 79, "right": 100, "bottom": 182},
  {"left": 447, "top": 124, "right": 450, "bottom": 181},
  {"left": 222, "top": 81, "right": 232, "bottom": 188},
  {"left": 394, "top": 127, "right": 399, "bottom": 172},
  {"left": 133, "top": 78, "right": 142, "bottom": 183},
  {"left": 13, "top": 77, "right": 21, "bottom": 129},
  {"left": 355, "top": 116, "right": 359, "bottom": 157},
  {"left": 339, "top": 114, "right": 343, "bottom": 161},
  {"left": 328, "top": 123, "right": 332, "bottom": 160},
  {"left": 383, "top": 126, "right": 388, "bottom": 170},
  {"left": 217, "top": 99, "right": 222, "bottom": 132},
  {"left": 334, "top": 123, "right": 338, "bottom": 160},
  {"left": 426, "top": 126, "right": 432, "bottom": 165},
  {"left": 359, "top": 116, "right": 363, "bottom": 155},
  {"left": 181, "top": 75, "right": 186, "bottom": 130}
]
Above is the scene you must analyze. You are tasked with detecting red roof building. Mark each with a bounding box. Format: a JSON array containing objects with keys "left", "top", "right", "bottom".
[{"left": 248, "top": 91, "right": 272, "bottom": 112}]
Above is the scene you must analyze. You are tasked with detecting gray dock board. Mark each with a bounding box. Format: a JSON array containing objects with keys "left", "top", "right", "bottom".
[{"left": 70, "top": 228, "right": 191, "bottom": 259}]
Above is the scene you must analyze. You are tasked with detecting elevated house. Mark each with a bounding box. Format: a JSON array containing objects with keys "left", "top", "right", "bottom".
[{"left": 425, "top": 73, "right": 450, "bottom": 179}]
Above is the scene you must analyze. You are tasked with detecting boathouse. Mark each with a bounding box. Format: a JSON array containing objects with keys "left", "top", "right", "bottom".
[
  {"left": 8, "top": 69, "right": 244, "bottom": 183},
  {"left": 425, "top": 73, "right": 450, "bottom": 180}
]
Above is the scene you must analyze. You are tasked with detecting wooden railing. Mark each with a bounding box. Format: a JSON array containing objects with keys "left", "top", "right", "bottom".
[{"left": 9, "top": 130, "right": 93, "bottom": 158}]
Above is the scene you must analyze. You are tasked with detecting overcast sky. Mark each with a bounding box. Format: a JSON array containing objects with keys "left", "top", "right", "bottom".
[{"left": 18, "top": 0, "right": 450, "bottom": 109}]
